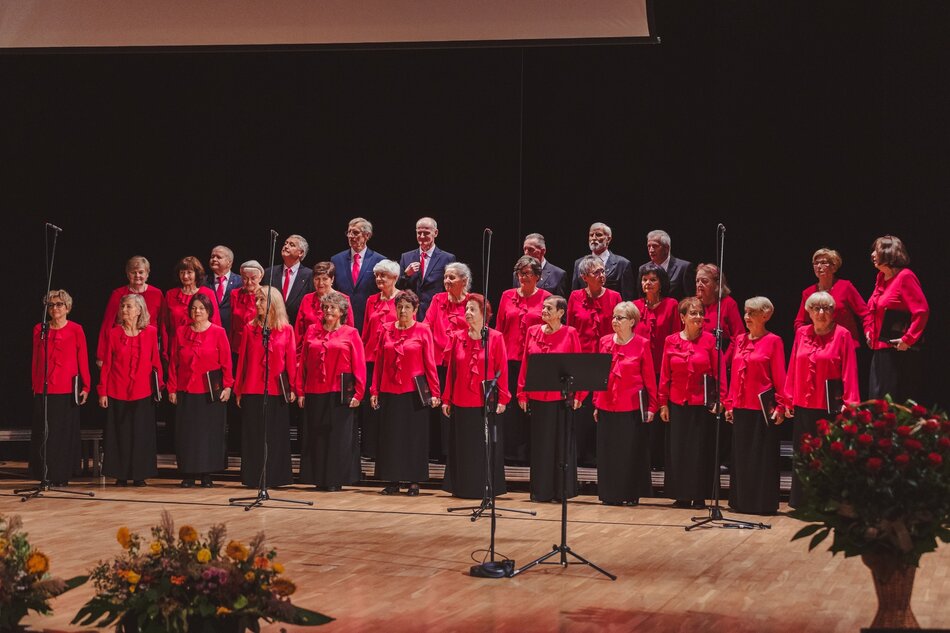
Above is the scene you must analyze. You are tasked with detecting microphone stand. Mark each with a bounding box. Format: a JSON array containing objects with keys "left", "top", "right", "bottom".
[
  {"left": 447, "top": 229, "right": 534, "bottom": 579},
  {"left": 686, "top": 224, "right": 769, "bottom": 531},
  {"left": 230, "top": 230, "right": 312, "bottom": 511},
  {"left": 17, "top": 223, "right": 94, "bottom": 501}
]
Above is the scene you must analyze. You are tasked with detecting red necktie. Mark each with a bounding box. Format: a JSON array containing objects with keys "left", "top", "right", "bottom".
[
  {"left": 352, "top": 252, "right": 360, "bottom": 286},
  {"left": 419, "top": 251, "right": 426, "bottom": 280},
  {"left": 217, "top": 276, "right": 226, "bottom": 303},
  {"left": 283, "top": 268, "right": 292, "bottom": 300}
]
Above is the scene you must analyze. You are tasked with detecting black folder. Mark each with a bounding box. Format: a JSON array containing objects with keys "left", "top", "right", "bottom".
[
  {"left": 878, "top": 309, "right": 910, "bottom": 345},
  {"left": 414, "top": 375, "right": 432, "bottom": 408},
  {"left": 638, "top": 388, "right": 649, "bottom": 420},
  {"left": 825, "top": 378, "right": 844, "bottom": 415},
  {"left": 758, "top": 387, "right": 776, "bottom": 426},
  {"left": 151, "top": 368, "right": 162, "bottom": 403},
  {"left": 278, "top": 371, "right": 292, "bottom": 404},
  {"left": 703, "top": 375, "right": 718, "bottom": 409},
  {"left": 340, "top": 372, "right": 356, "bottom": 405},
  {"left": 205, "top": 369, "right": 224, "bottom": 403},
  {"left": 72, "top": 375, "right": 82, "bottom": 406}
]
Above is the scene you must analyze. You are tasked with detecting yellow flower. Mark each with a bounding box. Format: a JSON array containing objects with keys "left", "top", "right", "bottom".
[
  {"left": 270, "top": 577, "right": 296, "bottom": 597},
  {"left": 126, "top": 570, "right": 141, "bottom": 585},
  {"left": 179, "top": 525, "right": 199, "bottom": 543},
  {"left": 129, "top": 584, "right": 137, "bottom": 593},
  {"left": 225, "top": 540, "right": 249, "bottom": 562},
  {"left": 216, "top": 607, "right": 231, "bottom": 616},
  {"left": 245, "top": 571, "right": 255, "bottom": 581},
  {"left": 26, "top": 551, "right": 50, "bottom": 574},
  {"left": 196, "top": 548, "right": 212, "bottom": 563},
  {"left": 272, "top": 562, "right": 285, "bottom": 574},
  {"left": 149, "top": 541, "right": 163, "bottom": 556},
  {"left": 116, "top": 527, "right": 132, "bottom": 549}
]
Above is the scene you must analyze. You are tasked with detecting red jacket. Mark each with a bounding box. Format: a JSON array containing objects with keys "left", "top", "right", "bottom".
[
  {"left": 296, "top": 324, "right": 366, "bottom": 400},
  {"left": 443, "top": 328, "right": 510, "bottom": 408},
  {"left": 792, "top": 279, "right": 868, "bottom": 348},
  {"left": 97, "top": 285, "right": 165, "bottom": 362},
  {"left": 495, "top": 288, "right": 550, "bottom": 361},
  {"left": 233, "top": 324, "right": 296, "bottom": 397},
  {"left": 167, "top": 324, "right": 233, "bottom": 394},
  {"left": 163, "top": 287, "right": 222, "bottom": 359},
  {"left": 634, "top": 297, "right": 682, "bottom": 370},
  {"left": 658, "top": 331, "right": 726, "bottom": 407},
  {"left": 97, "top": 325, "right": 163, "bottom": 400},
  {"left": 785, "top": 324, "right": 860, "bottom": 411},
  {"left": 423, "top": 292, "right": 469, "bottom": 365},
  {"left": 567, "top": 288, "right": 622, "bottom": 353},
  {"left": 864, "top": 268, "right": 929, "bottom": 349},
  {"left": 593, "top": 333, "right": 657, "bottom": 413},
  {"left": 371, "top": 322, "right": 441, "bottom": 397},
  {"left": 517, "top": 324, "right": 587, "bottom": 403},
  {"left": 294, "top": 291, "right": 355, "bottom": 356},
  {"left": 362, "top": 294, "right": 398, "bottom": 362},
  {"left": 724, "top": 332, "right": 787, "bottom": 413},
  {"left": 32, "top": 321, "right": 91, "bottom": 395},
  {"left": 228, "top": 288, "right": 257, "bottom": 352}
]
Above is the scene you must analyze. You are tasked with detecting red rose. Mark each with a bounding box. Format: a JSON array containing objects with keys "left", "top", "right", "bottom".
[
  {"left": 866, "top": 457, "right": 883, "bottom": 472},
  {"left": 911, "top": 405, "right": 928, "bottom": 417},
  {"left": 843, "top": 449, "right": 857, "bottom": 462},
  {"left": 874, "top": 400, "right": 888, "bottom": 414},
  {"left": 840, "top": 407, "right": 854, "bottom": 420},
  {"left": 872, "top": 420, "right": 887, "bottom": 431},
  {"left": 938, "top": 437, "right": 950, "bottom": 451},
  {"left": 857, "top": 433, "right": 873, "bottom": 446},
  {"left": 857, "top": 410, "right": 873, "bottom": 424},
  {"left": 810, "top": 436, "right": 823, "bottom": 449},
  {"left": 816, "top": 419, "right": 830, "bottom": 435},
  {"left": 924, "top": 419, "right": 939, "bottom": 431},
  {"left": 895, "top": 453, "right": 910, "bottom": 466},
  {"left": 877, "top": 438, "right": 893, "bottom": 451},
  {"left": 896, "top": 426, "right": 912, "bottom": 437},
  {"left": 842, "top": 424, "right": 859, "bottom": 436},
  {"left": 942, "top": 421, "right": 950, "bottom": 433},
  {"left": 904, "top": 439, "right": 923, "bottom": 452},
  {"left": 830, "top": 441, "right": 845, "bottom": 453},
  {"left": 800, "top": 434, "right": 813, "bottom": 451},
  {"left": 928, "top": 453, "right": 943, "bottom": 467},
  {"left": 800, "top": 443, "right": 813, "bottom": 455},
  {"left": 883, "top": 412, "right": 897, "bottom": 426},
  {"left": 809, "top": 459, "right": 823, "bottom": 470}
]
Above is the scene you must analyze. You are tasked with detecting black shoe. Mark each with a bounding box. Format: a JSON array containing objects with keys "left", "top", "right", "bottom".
[
  {"left": 672, "top": 500, "right": 691, "bottom": 508},
  {"left": 379, "top": 485, "right": 400, "bottom": 495},
  {"left": 180, "top": 480, "right": 195, "bottom": 488},
  {"left": 602, "top": 500, "right": 623, "bottom": 506},
  {"left": 200, "top": 475, "right": 214, "bottom": 488},
  {"left": 115, "top": 479, "right": 128, "bottom": 487},
  {"left": 133, "top": 480, "right": 147, "bottom": 487},
  {"left": 325, "top": 485, "right": 342, "bottom": 492},
  {"left": 629, "top": 498, "right": 640, "bottom": 506},
  {"left": 407, "top": 483, "right": 420, "bottom": 496},
  {"left": 51, "top": 481, "right": 68, "bottom": 487},
  {"left": 691, "top": 500, "right": 707, "bottom": 509}
]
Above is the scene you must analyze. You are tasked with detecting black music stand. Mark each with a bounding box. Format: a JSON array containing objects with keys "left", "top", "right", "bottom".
[{"left": 510, "top": 352, "right": 616, "bottom": 581}]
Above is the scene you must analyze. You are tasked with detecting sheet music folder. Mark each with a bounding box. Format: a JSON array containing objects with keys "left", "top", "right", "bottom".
[{"left": 524, "top": 353, "right": 612, "bottom": 394}]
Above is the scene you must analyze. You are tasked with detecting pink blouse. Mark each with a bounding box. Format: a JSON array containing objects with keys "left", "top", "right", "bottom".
[
  {"left": 785, "top": 324, "right": 860, "bottom": 411},
  {"left": 593, "top": 334, "right": 657, "bottom": 413}
]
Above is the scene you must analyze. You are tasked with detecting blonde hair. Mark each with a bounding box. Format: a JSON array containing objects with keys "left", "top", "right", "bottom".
[
  {"left": 255, "top": 286, "right": 289, "bottom": 330},
  {"left": 614, "top": 301, "right": 641, "bottom": 326},
  {"left": 45, "top": 289, "right": 73, "bottom": 312},
  {"left": 696, "top": 263, "right": 731, "bottom": 297},
  {"left": 805, "top": 290, "right": 836, "bottom": 311},
  {"left": 812, "top": 248, "right": 842, "bottom": 271},
  {"left": 117, "top": 294, "right": 150, "bottom": 329},
  {"left": 125, "top": 255, "right": 150, "bottom": 274},
  {"left": 744, "top": 296, "right": 774, "bottom": 319}
]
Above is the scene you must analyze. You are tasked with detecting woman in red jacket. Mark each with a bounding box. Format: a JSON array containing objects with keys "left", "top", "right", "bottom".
[
  {"left": 228, "top": 260, "right": 264, "bottom": 358},
  {"left": 724, "top": 296, "right": 787, "bottom": 515},
  {"left": 164, "top": 256, "right": 221, "bottom": 359},
  {"left": 97, "top": 255, "right": 165, "bottom": 367},
  {"left": 695, "top": 263, "right": 743, "bottom": 354},
  {"left": 496, "top": 256, "right": 550, "bottom": 465},
  {"left": 593, "top": 302, "right": 657, "bottom": 506},
  {"left": 864, "top": 235, "right": 929, "bottom": 402},
  {"left": 296, "top": 291, "right": 365, "bottom": 491},
  {"left": 294, "top": 261, "right": 354, "bottom": 355},
  {"left": 370, "top": 290, "right": 441, "bottom": 496},
  {"left": 517, "top": 295, "right": 585, "bottom": 503},
  {"left": 30, "top": 289, "right": 90, "bottom": 485},
  {"left": 441, "top": 294, "right": 510, "bottom": 499},
  {"left": 167, "top": 293, "right": 233, "bottom": 488},
  {"left": 233, "top": 286, "right": 296, "bottom": 488},
  {"left": 785, "top": 290, "right": 859, "bottom": 508},
  {"left": 658, "top": 297, "right": 726, "bottom": 509},
  {"left": 98, "top": 293, "right": 163, "bottom": 486},
  {"left": 792, "top": 248, "right": 868, "bottom": 348}
]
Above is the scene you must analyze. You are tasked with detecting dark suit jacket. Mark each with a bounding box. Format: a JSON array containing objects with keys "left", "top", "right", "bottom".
[
  {"left": 203, "top": 271, "right": 243, "bottom": 335},
  {"left": 397, "top": 246, "right": 456, "bottom": 321},
  {"left": 571, "top": 252, "right": 636, "bottom": 301},
  {"left": 263, "top": 264, "right": 314, "bottom": 327},
  {"left": 511, "top": 260, "right": 569, "bottom": 299},
  {"left": 331, "top": 248, "right": 387, "bottom": 333},
  {"left": 638, "top": 256, "right": 696, "bottom": 301}
]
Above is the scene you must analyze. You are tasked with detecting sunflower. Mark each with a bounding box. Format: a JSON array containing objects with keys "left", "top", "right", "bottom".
[
  {"left": 116, "top": 526, "right": 133, "bottom": 549},
  {"left": 178, "top": 525, "right": 199, "bottom": 544},
  {"left": 26, "top": 551, "right": 50, "bottom": 574}
]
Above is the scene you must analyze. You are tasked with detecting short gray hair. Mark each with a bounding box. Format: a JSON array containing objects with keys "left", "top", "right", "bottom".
[
  {"left": 287, "top": 234, "right": 309, "bottom": 259},
  {"left": 744, "top": 296, "right": 774, "bottom": 318},
  {"left": 373, "top": 259, "right": 400, "bottom": 277},
  {"left": 417, "top": 217, "right": 437, "bottom": 230},
  {"left": 589, "top": 222, "right": 612, "bottom": 237},
  {"left": 321, "top": 290, "right": 350, "bottom": 322},
  {"left": 444, "top": 262, "right": 472, "bottom": 292},
  {"left": 805, "top": 291, "right": 836, "bottom": 312},
  {"left": 578, "top": 255, "right": 603, "bottom": 277},
  {"left": 212, "top": 245, "right": 234, "bottom": 263},
  {"left": 615, "top": 301, "right": 641, "bottom": 325},
  {"left": 524, "top": 233, "right": 546, "bottom": 249},
  {"left": 117, "top": 293, "right": 150, "bottom": 329},
  {"left": 240, "top": 260, "right": 264, "bottom": 275},
  {"left": 647, "top": 230, "right": 671, "bottom": 248},
  {"left": 349, "top": 217, "right": 373, "bottom": 236}
]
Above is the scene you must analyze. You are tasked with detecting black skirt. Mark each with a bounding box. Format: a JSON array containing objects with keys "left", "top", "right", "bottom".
[
  {"left": 103, "top": 397, "right": 158, "bottom": 480},
  {"left": 502, "top": 360, "right": 530, "bottom": 464},
  {"left": 240, "top": 395, "right": 293, "bottom": 487},
  {"left": 529, "top": 400, "right": 577, "bottom": 501},
  {"left": 429, "top": 364, "right": 449, "bottom": 461},
  {"left": 443, "top": 406, "right": 506, "bottom": 498},
  {"left": 666, "top": 403, "right": 717, "bottom": 501},
  {"left": 595, "top": 410, "right": 653, "bottom": 502},
  {"left": 376, "top": 391, "right": 430, "bottom": 483},
  {"left": 299, "top": 392, "right": 359, "bottom": 487},
  {"left": 869, "top": 347, "right": 922, "bottom": 403},
  {"left": 574, "top": 393, "right": 597, "bottom": 467},
  {"left": 359, "top": 361, "right": 379, "bottom": 458},
  {"left": 729, "top": 408, "right": 780, "bottom": 514},
  {"left": 29, "top": 394, "right": 81, "bottom": 483},
  {"left": 174, "top": 393, "right": 227, "bottom": 474},
  {"left": 789, "top": 407, "right": 826, "bottom": 509}
]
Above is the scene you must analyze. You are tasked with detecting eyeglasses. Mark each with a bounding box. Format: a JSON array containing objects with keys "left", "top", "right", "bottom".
[
  {"left": 588, "top": 269, "right": 606, "bottom": 277},
  {"left": 813, "top": 261, "right": 832, "bottom": 268},
  {"left": 811, "top": 305, "right": 834, "bottom": 313},
  {"left": 345, "top": 229, "right": 364, "bottom": 237},
  {"left": 516, "top": 270, "right": 537, "bottom": 278},
  {"left": 612, "top": 315, "right": 630, "bottom": 321},
  {"left": 47, "top": 302, "right": 66, "bottom": 308}
]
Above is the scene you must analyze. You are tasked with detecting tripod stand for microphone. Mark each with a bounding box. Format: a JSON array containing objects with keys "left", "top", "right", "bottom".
[
  {"left": 686, "top": 224, "right": 769, "bottom": 531},
  {"left": 511, "top": 353, "right": 616, "bottom": 580},
  {"left": 229, "top": 230, "right": 312, "bottom": 512},
  {"left": 17, "top": 223, "right": 94, "bottom": 502}
]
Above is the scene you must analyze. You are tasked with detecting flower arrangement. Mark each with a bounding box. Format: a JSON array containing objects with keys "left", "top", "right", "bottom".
[
  {"left": 1, "top": 513, "right": 81, "bottom": 631},
  {"left": 73, "top": 511, "right": 332, "bottom": 632},
  {"left": 791, "top": 397, "right": 950, "bottom": 565}
]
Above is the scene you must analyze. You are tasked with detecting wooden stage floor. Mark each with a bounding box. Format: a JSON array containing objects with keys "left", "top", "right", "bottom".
[{"left": 2, "top": 477, "right": 948, "bottom": 632}]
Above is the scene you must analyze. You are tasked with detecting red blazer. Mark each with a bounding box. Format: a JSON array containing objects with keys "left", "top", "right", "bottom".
[
  {"left": 97, "top": 285, "right": 165, "bottom": 362},
  {"left": 443, "top": 328, "right": 511, "bottom": 408},
  {"left": 423, "top": 292, "right": 469, "bottom": 365},
  {"left": 633, "top": 297, "right": 682, "bottom": 370},
  {"left": 228, "top": 289, "right": 257, "bottom": 353},
  {"left": 702, "top": 296, "right": 744, "bottom": 353},
  {"left": 167, "top": 324, "right": 233, "bottom": 394},
  {"left": 370, "top": 322, "right": 441, "bottom": 397},
  {"left": 567, "top": 288, "right": 622, "bottom": 353},
  {"left": 294, "top": 291, "right": 355, "bottom": 355},
  {"left": 163, "top": 287, "right": 222, "bottom": 358},
  {"left": 792, "top": 279, "right": 868, "bottom": 348},
  {"left": 32, "top": 321, "right": 91, "bottom": 395},
  {"left": 233, "top": 324, "right": 296, "bottom": 397},
  {"left": 97, "top": 325, "right": 163, "bottom": 400},
  {"left": 296, "top": 324, "right": 366, "bottom": 401},
  {"left": 362, "top": 294, "right": 398, "bottom": 363},
  {"left": 785, "top": 324, "right": 860, "bottom": 411},
  {"left": 658, "top": 331, "right": 726, "bottom": 407},
  {"left": 495, "top": 288, "right": 551, "bottom": 361},
  {"left": 517, "top": 324, "right": 587, "bottom": 403},
  {"left": 864, "top": 268, "right": 929, "bottom": 349},
  {"left": 724, "top": 332, "right": 787, "bottom": 413},
  {"left": 593, "top": 333, "right": 657, "bottom": 413}
]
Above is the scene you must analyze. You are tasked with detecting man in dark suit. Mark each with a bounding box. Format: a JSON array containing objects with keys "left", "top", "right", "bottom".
[
  {"left": 511, "top": 232, "right": 569, "bottom": 298},
  {"left": 263, "top": 234, "right": 314, "bottom": 326},
  {"left": 331, "top": 217, "right": 387, "bottom": 333},
  {"left": 571, "top": 222, "right": 636, "bottom": 300},
  {"left": 397, "top": 216, "right": 456, "bottom": 320},
  {"left": 638, "top": 229, "right": 696, "bottom": 300},
  {"left": 204, "top": 245, "right": 243, "bottom": 334}
]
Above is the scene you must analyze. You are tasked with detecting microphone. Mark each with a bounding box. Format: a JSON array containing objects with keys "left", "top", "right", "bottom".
[
  {"left": 46, "top": 222, "right": 63, "bottom": 232},
  {"left": 270, "top": 229, "right": 279, "bottom": 238},
  {"left": 484, "top": 228, "right": 493, "bottom": 235},
  {"left": 717, "top": 223, "right": 726, "bottom": 233}
]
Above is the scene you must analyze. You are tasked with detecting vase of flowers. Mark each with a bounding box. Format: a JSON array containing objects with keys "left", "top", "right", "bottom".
[
  {"left": 791, "top": 397, "right": 950, "bottom": 629},
  {"left": 73, "top": 511, "right": 332, "bottom": 632},
  {"left": 0, "top": 513, "right": 83, "bottom": 631}
]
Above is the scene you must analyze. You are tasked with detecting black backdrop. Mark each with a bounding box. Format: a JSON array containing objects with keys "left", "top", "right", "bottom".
[{"left": 2, "top": 1, "right": 948, "bottom": 440}]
